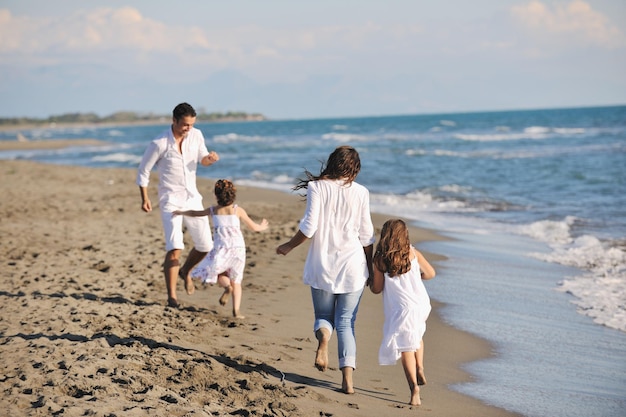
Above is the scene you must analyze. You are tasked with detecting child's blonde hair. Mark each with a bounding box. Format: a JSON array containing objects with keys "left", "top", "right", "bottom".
[{"left": 373, "top": 219, "right": 412, "bottom": 277}]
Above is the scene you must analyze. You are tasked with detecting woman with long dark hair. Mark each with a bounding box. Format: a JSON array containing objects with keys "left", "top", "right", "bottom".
[{"left": 277, "top": 145, "right": 375, "bottom": 394}]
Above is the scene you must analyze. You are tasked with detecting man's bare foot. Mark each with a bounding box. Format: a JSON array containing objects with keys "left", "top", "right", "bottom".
[
  {"left": 167, "top": 298, "right": 180, "bottom": 308},
  {"left": 180, "top": 269, "right": 195, "bottom": 295},
  {"left": 219, "top": 286, "right": 232, "bottom": 306},
  {"left": 417, "top": 367, "right": 427, "bottom": 386},
  {"left": 314, "top": 328, "right": 330, "bottom": 371},
  {"left": 409, "top": 384, "right": 421, "bottom": 406},
  {"left": 341, "top": 367, "right": 355, "bottom": 394}
]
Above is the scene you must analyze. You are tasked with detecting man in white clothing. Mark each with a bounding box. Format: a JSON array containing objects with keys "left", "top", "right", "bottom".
[{"left": 137, "top": 102, "right": 219, "bottom": 308}]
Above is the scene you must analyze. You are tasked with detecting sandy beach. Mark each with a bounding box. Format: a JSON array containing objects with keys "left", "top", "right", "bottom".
[
  {"left": 0, "top": 138, "right": 108, "bottom": 151},
  {"left": 0, "top": 153, "right": 521, "bottom": 415}
]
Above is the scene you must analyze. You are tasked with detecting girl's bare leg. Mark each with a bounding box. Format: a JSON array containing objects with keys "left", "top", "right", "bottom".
[
  {"left": 401, "top": 351, "right": 421, "bottom": 406},
  {"left": 231, "top": 282, "right": 244, "bottom": 318},
  {"left": 217, "top": 274, "right": 232, "bottom": 306},
  {"left": 417, "top": 340, "right": 427, "bottom": 386},
  {"left": 341, "top": 366, "right": 355, "bottom": 394},
  {"left": 314, "top": 328, "right": 331, "bottom": 371}
]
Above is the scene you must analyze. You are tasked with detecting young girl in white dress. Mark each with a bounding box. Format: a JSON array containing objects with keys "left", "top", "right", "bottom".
[
  {"left": 369, "top": 219, "right": 436, "bottom": 406},
  {"left": 174, "top": 179, "right": 268, "bottom": 318}
]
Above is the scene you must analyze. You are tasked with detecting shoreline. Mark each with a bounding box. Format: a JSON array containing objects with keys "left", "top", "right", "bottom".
[
  {"left": 0, "top": 116, "right": 267, "bottom": 134},
  {"left": 0, "top": 120, "right": 170, "bottom": 133},
  {"left": 0, "top": 158, "right": 521, "bottom": 416}
]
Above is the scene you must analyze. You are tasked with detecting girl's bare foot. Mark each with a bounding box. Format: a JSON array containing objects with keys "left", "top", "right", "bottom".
[
  {"left": 417, "top": 367, "right": 427, "bottom": 386},
  {"left": 409, "top": 384, "right": 421, "bottom": 406},
  {"left": 233, "top": 309, "right": 245, "bottom": 319},
  {"left": 219, "top": 286, "right": 232, "bottom": 306},
  {"left": 341, "top": 367, "right": 355, "bottom": 394},
  {"left": 314, "top": 328, "right": 330, "bottom": 371}
]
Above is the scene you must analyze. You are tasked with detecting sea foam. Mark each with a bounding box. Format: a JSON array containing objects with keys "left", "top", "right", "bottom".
[
  {"left": 519, "top": 218, "right": 626, "bottom": 332},
  {"left": 91, "top": 153, "right": 142, "bottom": 164}
]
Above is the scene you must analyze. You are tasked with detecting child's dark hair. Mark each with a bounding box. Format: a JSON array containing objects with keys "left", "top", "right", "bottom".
[
  {"left": 373, "top": 219, "right": 412, "bottom": 277},
  {"left": 294, "top": 145, "right": 361, "bottom": 192},
  {"left": 214, "top": 179, "right": 236, "bottom": 206}
]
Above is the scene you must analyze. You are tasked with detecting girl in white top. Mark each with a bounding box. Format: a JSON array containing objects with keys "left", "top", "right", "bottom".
[
  {"left": 277, "top": 146, "right": 375, "bottom": 394},
  {"left": 174, "top": 179, "right": 268, "bottom": 318},
  {"left": 369, "top": 219, "right": 436, "bottom": 406}
]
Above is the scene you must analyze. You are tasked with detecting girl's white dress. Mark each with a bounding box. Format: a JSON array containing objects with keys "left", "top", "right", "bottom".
[
  {"left": 379, "top": 251, "right": 432, "bottom": 365},
  {"left": 190, "top": 205, "right": 246, "bottom": 284}
]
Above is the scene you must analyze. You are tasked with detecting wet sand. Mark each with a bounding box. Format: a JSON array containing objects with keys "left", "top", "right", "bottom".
[{"left": 0, "top": 155, "right": 521, "bottom": 416}]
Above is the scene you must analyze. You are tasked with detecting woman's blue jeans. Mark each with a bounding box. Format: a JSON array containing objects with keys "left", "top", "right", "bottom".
[{"left": 310, "top": 286, "right": 364, "bottom": 369}]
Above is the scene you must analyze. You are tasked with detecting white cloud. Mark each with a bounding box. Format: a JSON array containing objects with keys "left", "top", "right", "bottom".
[
  {"left": 0, "top": 3, "right": 623, "bottom": 119},
  {"left": 0, "top": 6, "right": 428, "bottom": 82},
  {"left": 0, "top": 6, "right": 424, "bottom": 59},
  {"left": 511, "top": 0, "right": 625, "bottom": 48},
  {"left": 0, "top": 7, "right": 214, "bottom": 54}
]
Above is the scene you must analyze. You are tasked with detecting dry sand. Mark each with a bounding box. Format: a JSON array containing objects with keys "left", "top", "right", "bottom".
[
  {"left": 0, "top": 139, "right": 108, "bottom": 151},
  {"left": 0, "top": 155, "right": 521, "bottom": 416}
]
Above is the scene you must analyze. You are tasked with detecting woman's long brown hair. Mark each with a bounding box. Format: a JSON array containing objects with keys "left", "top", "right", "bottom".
[{"left": 293, "top": 145, "right": 361, "bottom": 192}]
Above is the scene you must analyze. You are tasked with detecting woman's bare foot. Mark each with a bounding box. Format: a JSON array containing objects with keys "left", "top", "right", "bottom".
[
  {"left": 409, "top": 383, "right": 421, "bottom": 406},
  {"left": 341, "top": 367, "right": 355, "bottom": 394},
  {"left": 233, "top": 311, "right": 246, "bottom": 319},
  {"left": 417, "top": 367, "right": 427, "bottom": 386},
  {"left": 219, "top": 286, "right": 232, "bottom": 306},
  {"left": 314, "top": 328, "right": 330, "bottom": 371}
]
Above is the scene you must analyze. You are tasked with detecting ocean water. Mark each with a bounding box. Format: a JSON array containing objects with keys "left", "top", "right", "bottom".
[{"left": 2, "top": 105, "right": 625, "bottom": 416}]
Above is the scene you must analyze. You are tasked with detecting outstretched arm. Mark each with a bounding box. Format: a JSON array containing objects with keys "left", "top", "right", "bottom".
[
  {"left": 172, "top": 208, "right": 211, "bottom": 217},
  {"left": 237, "top": 207, "right": 269, "bottom": 232},
  {"left": 276, "top": 230, "right": 309, "bottom": 256},
  {"left": 201, "top": 151, "right": 220, "bottom": 166}
]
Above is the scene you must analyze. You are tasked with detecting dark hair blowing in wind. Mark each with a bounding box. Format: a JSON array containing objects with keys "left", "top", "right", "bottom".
[{"left": 294, "top": 145, "right": 361, "bottom": 192}]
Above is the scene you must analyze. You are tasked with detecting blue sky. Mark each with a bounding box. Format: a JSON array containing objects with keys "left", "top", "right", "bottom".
[{"left": 1, "top": 0, "right": 624, "bottom": 119}]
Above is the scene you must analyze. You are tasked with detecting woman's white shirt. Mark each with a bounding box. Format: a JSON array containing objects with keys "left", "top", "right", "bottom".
[{"left": 299, "top": 179, "right": 375, "bottom": 293}]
